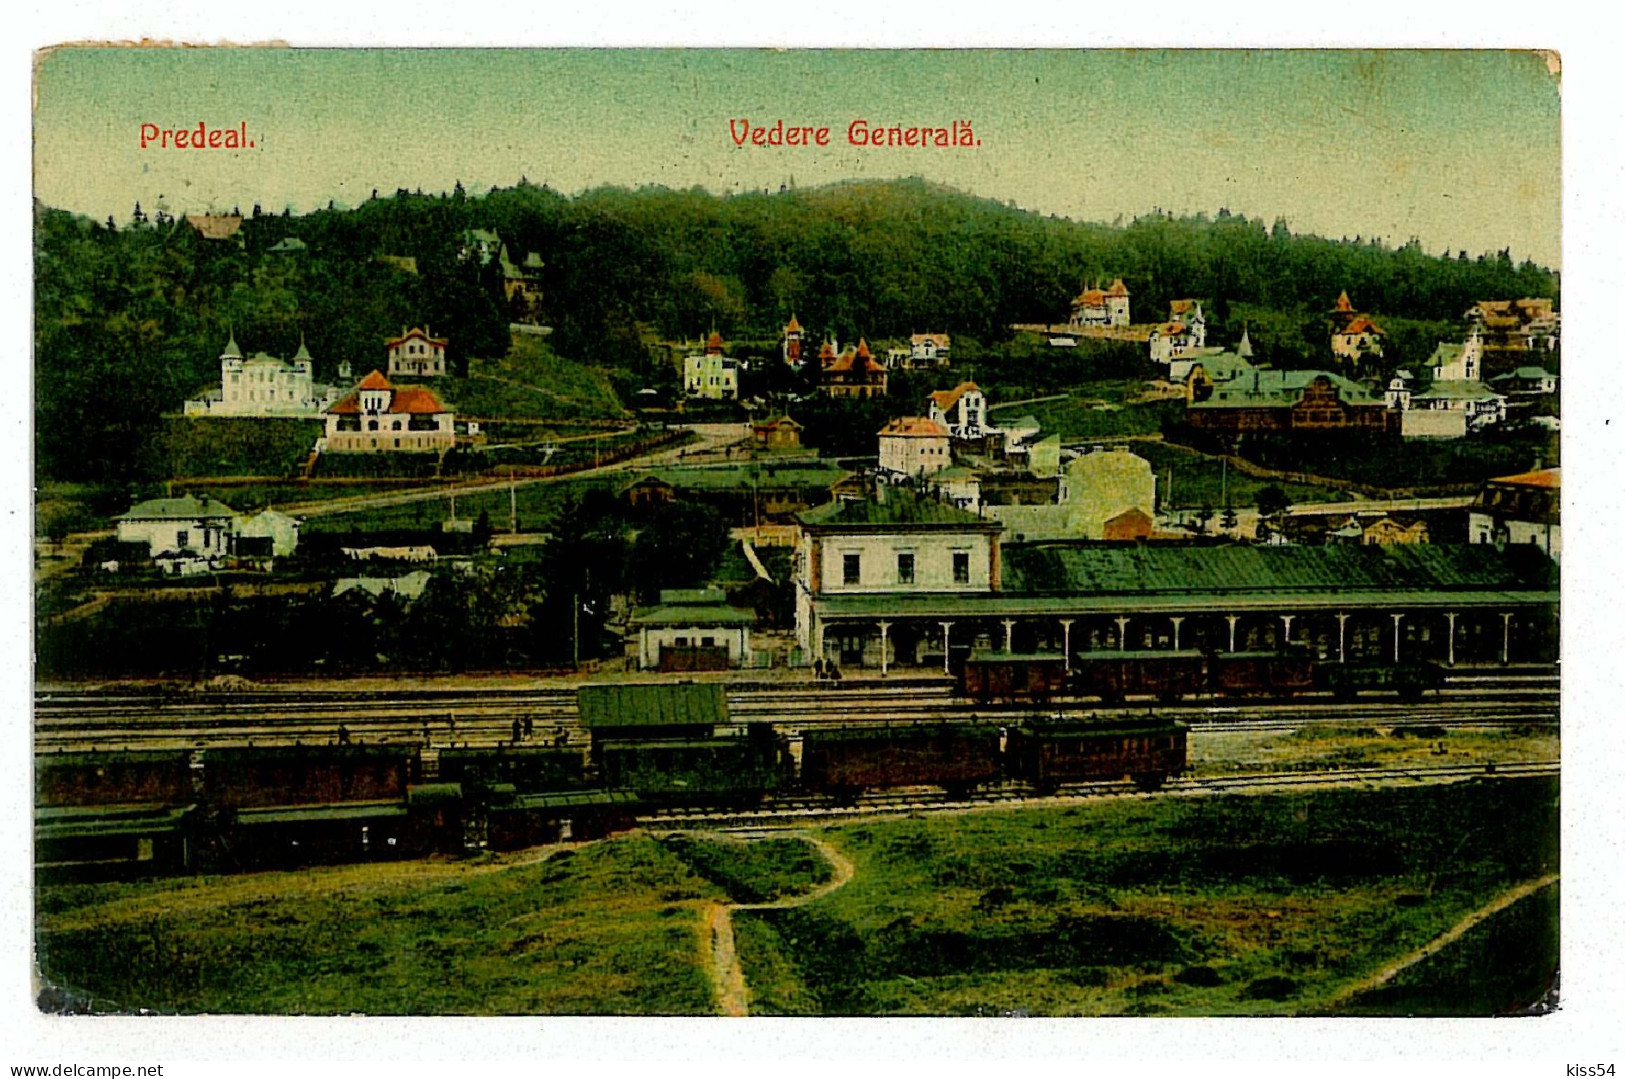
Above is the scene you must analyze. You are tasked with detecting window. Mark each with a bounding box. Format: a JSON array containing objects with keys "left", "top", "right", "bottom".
[
  {"left": 176, "top": 530, "right": 189, "bottom": 548},
  {"left": 953, "top": 551, "right": 970, "bottom": 584},
  {"left": 897, "top": 552, "right": 915, "bottom": 584},
  {"left": 702, "top": 636, "right": 715, "bottom": 647},
  {"left": 843, "top": 553, "right": 861, "bottom": 585}
]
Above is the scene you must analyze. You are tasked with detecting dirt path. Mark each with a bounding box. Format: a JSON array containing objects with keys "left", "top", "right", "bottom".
[
  {"left": 1329, "top": 873, "right": 1560, "bottom": 1006},
  {"left": 703, "top": 833, "right": 855, "bottom": 1017}
]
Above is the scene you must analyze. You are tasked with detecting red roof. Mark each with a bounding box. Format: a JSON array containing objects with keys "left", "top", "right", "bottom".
[
  {"left": 386, "top": 327, "right": 447, "bottom": 349},
  {"left": 1333, "top": 290, "right": 1354, "bottom": 313},
  {"left": 880, "top": 417, "right": 949, "bottom": 438},
  {"left": 929, "top": 381, "right": 980, "bottom": 412},
  {"left": 818, "top": 339, "right": 837, "bottom": 359},
  {"left": 1491, "top": 467, "right": 1560, "bottom": 489},
  {"left": 706, "top": 331, "right": 724, "bottom": 354},
  {"left": 855, "top": 338, "right": 872, "bottom": 360},
  {"left": 784, "top": 313, "right": 802, "bottom": 334},
  {"left": 1340, "top": 317, "right": 1385, "bottom": 336},
  {"left": 826, "top": 347, "right": 885, "bottom": 375},
  {"left": 1076, "top": 288, "right": 1106, "bottom": 305},
  {"left": 358, "top": 369, "right": 392, "bottom": 390},
  {"left": 328, "top": 382, "right": 449, "bottom": 415},
  {"left": 1106, "top": 278, "right": 1129, "bottom": 297}
]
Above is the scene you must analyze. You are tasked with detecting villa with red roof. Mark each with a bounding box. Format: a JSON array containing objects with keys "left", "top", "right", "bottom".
[
  {"left": 386, "top": 326, "right": 448, "bottom": 378},
  {"left": 1329, "top": 291, "right": 1386, "bottom": 361},
  {"left": 1068, "top": 277, "right": 1131, "bottom": 329},
  {"left": 324, "top": 370, "right": 455, "bottom": 453},
  {"left": 878, "top": 417, "right": 951, "bottom": 478},
  {"left": 821, "top": 338, "right": 888, "bottom": 399}
]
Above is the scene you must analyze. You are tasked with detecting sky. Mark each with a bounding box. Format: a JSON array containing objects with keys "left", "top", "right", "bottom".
[{"left": 33, "top": 47, "right": 1562, "bottom": 266}]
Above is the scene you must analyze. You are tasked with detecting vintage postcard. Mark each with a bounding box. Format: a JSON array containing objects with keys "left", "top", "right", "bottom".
[{"left": 30, "top": 44, "right": 1566, "bottom": 1035}]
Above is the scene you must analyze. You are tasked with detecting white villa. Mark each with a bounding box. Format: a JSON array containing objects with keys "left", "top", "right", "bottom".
[
  {"left": 908, "top": 333, "right": 952, "bottom": 367},
  {"left": 114, "top": 496, "right": 302, "bottom": 572},
  {"left": 386, "top": 327, "right": 448, "bottom": 378},
  {"left": 684, "top": 332, "right": 739, "bottom": 400},
  {"left": 927, "top": 382, "right": 993, "bottom": 441},
  {"left": 879, "top": 417, "right": 952, "bottom": 478},
  {"left": 184, "top": 334, "right": 340, "bottom": 417}
]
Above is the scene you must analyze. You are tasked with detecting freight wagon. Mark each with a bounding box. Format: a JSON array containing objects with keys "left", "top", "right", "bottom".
[
  {"left": 799, "top": 723, "right": 1003, "bottom": 799},
  {"left": 1006, "top": 716, "right": 1189, "bottom": 793}
]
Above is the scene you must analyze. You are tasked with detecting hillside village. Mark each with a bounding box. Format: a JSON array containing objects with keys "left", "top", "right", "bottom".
[{"left": 34, "top": 182, "right": 1560, "bottom": 680}]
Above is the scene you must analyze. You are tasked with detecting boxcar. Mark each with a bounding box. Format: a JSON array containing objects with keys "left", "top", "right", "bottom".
[
  {"left": 437, "top": 745, "right": 588, "bottom": 792},
  {"left": 594, "top": 724, "right": 787, "bottom": 806},
  {"left": 1070, "top": 650, "right": 1208, "bottom": 702},
  {"left": 800, "top": 723, "right": 1003, "bottom": 799},
  {"left": 1210, "top": 651, "right": 1318, "bottom": 697},
  {"left": 961, "top": 651, "right": 1069, "bottom": 704},
  {"left": 1006, "top": 717, "right": 1188, "bottom": 793},
  {"left": 35, "top": 750, "right": 195, "bottom": 809}
]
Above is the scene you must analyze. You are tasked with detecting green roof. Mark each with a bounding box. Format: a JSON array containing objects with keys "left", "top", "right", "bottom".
[
  {"left": 1003, "top": 543, "right": 1554, "bottom": 596},
  {"left": 1490, "top": 367, "right": 1556, "bottom": 381},
  {"left": 623, "top": 463, "right": 848, "bottom": 493},
  {"left": 35, "top": 805, "right": 194, "bottom": 842},
  {"left": 798, "top": 488, "right": 1000, "bottom": 530},
  {"left": 1412, "top": 380, "right": 1503, "bottom": 402},
  {"left": 508, "top": 790, "right": 639, "bottom": 811},
  {"left": 1190, "top": 369, "right": 1379, "bottom": 409},
  {"left": 119, "top": 494, "right": 237, "bottom": 521},
  {"left": 577, "top": 682, "right": 730, "bottom": 729},
  {"left": 406, "top": 783, "right": 464, "bottom": 806},
  {"left": 659, "top": 588, "right": 728, "bottom": 605},
  {"left": 232, "top": 802, "right": 410, "bottom": 825},
  {"left": 630, "top": 603, "right": 756, "bottom": 627},
  {"left": 968, "top": 649, "right": 1066, "bottom": 663}
]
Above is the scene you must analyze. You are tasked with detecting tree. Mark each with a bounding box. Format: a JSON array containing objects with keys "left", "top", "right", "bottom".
[
  {"left": 1256, "top": 484, "right": 1290, "bottom": 521},
  {"left": 629, "top": 501, "right": 731, "bottom": 603}
]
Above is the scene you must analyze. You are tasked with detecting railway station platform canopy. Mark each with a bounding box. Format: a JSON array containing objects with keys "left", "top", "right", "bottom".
[{"left": 804, "top": 542, "right": 1559, "bottom": 669}]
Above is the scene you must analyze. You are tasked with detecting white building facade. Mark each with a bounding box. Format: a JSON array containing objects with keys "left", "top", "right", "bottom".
[
  {"left": 185, "top": 335, "right": 339, "bottom": 416},
  {"left": 323, "top": 370, "right": 455, "bottom": 453},
  {"left": 878, "top": 417, "right": 951, "bottom": 477}
]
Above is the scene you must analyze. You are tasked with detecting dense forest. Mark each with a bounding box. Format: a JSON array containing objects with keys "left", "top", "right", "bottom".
[{"left": 34, "top": 177, "right": 1559, "bottom": 484}]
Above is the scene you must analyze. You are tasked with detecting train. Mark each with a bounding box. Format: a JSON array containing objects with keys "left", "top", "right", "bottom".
[
  {"left": 37, "top": 709, "right": 1189, "bottom": 880},
  {"left": 961, "top": 648, "right": 1445, "bottom": 704}
]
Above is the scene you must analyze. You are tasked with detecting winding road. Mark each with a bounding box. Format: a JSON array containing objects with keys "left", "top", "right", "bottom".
[{"left": 699, "top": 833, "right": 856, "bottom": 1017}]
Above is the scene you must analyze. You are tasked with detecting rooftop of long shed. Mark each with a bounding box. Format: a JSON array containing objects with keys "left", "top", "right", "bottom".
[{"left": 576, "top": 682, "right": 730, "bottom": 729}]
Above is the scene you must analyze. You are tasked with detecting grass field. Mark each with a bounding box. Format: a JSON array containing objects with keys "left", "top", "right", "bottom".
[
  {"left": 155, "top": 417, "right": 324, "bottom": 478},
  {"left": 1190, "top": 723, "right": 1559, "bottom": 777},
  {"left": 661, "top": 834, "right": 834, "bottom": 904},
  {"left": 735, "top": 777, "right": 1558, "bottom": 1016},
  {"left": 299, "top": 475, "right": 620, "bottom": 534},
  {"left": 35, "top": 778, "right": 1558, "bottom": 1016},
  {"left": 1131, "top": 440, "right": 1350, "bottom": 509},
  {"left": 998, "top": 390, "right": 1181, "bottom": 442},
  {"left": 36, "top": 838, "right": 724, "bottom": 1015},
  {"left": 452, "top": 338, "right": 628, "bottom": 424}
]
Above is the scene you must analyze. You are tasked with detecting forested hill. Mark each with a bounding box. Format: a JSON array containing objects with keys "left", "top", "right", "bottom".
[{"left": 35, "top": 178, "right": 1557, "bottom": 483}]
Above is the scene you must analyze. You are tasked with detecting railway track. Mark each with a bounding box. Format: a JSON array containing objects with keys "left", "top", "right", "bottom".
[
  {"left": 642, "top": 759, "right": 1561, "bottom": 831},
  {"left": 33, "top": 678, "right": 1558, "bottom": 753}
]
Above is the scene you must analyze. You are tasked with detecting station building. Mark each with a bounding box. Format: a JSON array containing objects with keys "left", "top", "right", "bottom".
[{"left": 793, "top": 489, "right": 1558, "bottom": 672}]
